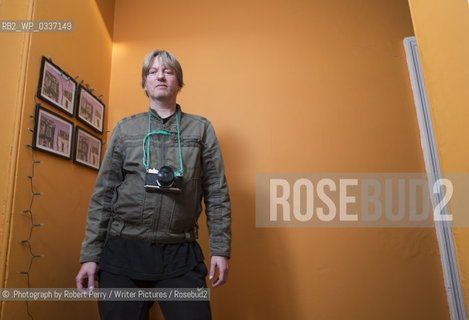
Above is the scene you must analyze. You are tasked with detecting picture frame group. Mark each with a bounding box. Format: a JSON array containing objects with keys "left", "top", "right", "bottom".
[{"left": 35, "top": 56, "right": 105, "bottom": 170}]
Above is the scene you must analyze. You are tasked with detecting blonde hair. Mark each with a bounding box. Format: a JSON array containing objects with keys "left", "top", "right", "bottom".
[{"left": 141, "top": 50, "right": 184, "bottom": 90}]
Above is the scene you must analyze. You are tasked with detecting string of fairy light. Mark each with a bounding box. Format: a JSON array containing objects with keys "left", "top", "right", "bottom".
[{"left": 20, "top": 57, "right": 107, "bottom": 319}]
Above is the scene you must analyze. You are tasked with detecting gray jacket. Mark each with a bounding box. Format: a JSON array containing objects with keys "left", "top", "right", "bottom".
[{"left": 79, "top": 106, "right": 231, "bottom": 263}]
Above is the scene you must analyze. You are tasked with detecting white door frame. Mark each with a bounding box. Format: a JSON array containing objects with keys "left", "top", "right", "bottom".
[{"left": 404, "top": 36, "right": 466, "bottom": 320}]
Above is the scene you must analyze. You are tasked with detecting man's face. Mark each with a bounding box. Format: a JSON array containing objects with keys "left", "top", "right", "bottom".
[{"left": 144, "top": 57, "right": 180, "bottom": 101}]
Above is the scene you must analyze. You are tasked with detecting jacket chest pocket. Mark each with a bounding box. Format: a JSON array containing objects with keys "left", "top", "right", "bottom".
[{"left": 166, "top": 136, "right": 202, "bottom": 179}]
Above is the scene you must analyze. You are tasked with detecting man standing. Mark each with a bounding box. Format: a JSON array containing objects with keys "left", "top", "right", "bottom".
[{"left": 76, "top": 50, "right": 231, "bottom": 320}]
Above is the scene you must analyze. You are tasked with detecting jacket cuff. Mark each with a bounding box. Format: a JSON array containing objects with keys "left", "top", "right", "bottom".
[
  {"left": 79, "top": 255, "right": 101, "bottom": 264},
  {"left": 210, "top": 250, "right": 231, "bottom": 259}
]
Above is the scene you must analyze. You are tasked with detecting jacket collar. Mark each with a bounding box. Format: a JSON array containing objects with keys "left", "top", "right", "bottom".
[{"left": 149, "top": 104, "right": 182, "bottom": 133}]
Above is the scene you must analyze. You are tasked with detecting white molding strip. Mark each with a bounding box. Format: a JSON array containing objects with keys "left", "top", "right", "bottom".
[{"left": 403, "top": 36, "right": 466, "bottom": 320}]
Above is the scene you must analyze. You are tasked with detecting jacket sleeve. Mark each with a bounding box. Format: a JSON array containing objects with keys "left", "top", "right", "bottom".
[
  {"left": 201, "top": 121, "right": 232, "bottom": 258},
  {"left": 79, "top": 122, "right": 124, "bottom": 264}
]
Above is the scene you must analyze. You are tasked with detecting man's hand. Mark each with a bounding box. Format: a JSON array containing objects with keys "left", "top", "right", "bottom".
[
  {"left": 209, "top": 256, "right": 229, "bottom": 288},
  {"left": 75, "top": 262, "right": 97, "bottom": 290}
]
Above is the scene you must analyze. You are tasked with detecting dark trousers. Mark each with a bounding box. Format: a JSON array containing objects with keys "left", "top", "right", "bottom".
[{"left": 98, "top": 262, "right": 211, "bottom": 320}]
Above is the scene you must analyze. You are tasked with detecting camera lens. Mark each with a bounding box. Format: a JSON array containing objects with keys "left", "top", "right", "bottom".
[{"left": 157, "top": 166, "right": 174, "bottom": 187}]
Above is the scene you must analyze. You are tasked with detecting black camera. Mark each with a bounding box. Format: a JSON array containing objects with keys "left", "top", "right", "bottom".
[{"left": 144, "top": 166, "right": 183, "bottom": 192}]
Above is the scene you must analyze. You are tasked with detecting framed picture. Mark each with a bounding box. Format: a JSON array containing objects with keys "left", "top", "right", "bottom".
[
  {"left": 76, "top": 85, "right": 105, "bottom": 133},
  {"left": 73, "top": 126, "right": 103, "bottom": 171},
  {"left": 37, "top": 56, "right": 77, "bottom": 116},
  {"left": 32, "top": 106, "right": 74, "bottom": 159}
]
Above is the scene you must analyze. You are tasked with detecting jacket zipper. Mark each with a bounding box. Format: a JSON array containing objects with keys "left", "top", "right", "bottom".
[{"left": 152, "top": 132, "right": 166, "bottom": 241}]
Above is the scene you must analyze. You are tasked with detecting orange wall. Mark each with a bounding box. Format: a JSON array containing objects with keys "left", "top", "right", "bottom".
[
  {"left": 109, "top": 0, "right": 449, "bottom": 319},
  {"left": 0, "top": 0, "right": 113, "bottom": 319},
  {"left": 407, "top": 0, "right": 469, "bottom": 316}
]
